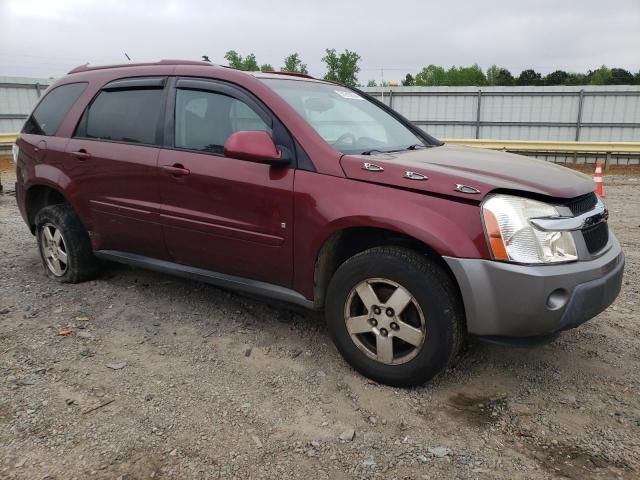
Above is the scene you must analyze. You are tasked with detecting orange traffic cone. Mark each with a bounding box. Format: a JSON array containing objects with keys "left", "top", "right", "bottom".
[{"left": 593, "top": 161, "right": 605, "bottom": 198}]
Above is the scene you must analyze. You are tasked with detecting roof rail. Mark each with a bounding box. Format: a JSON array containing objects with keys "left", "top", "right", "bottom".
[
  {"left": 68, "top": 59, "right": 214, "bottom": 74},
  {"left": 220, "top": 65, "right": 314, "bottom": 79},
  {"left": 262, "top": 70, "right": 315, "bottom": 79}
]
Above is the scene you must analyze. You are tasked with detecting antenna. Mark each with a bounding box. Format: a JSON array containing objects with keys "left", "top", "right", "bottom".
[
  {"left": 124, "top": 52, "right": 131, "bottom": 61},
  {"left": 202, "top": 55, "right": 211, "bottom": 63}
]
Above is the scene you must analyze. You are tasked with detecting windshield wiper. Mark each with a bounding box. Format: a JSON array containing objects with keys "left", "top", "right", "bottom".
[
  {"left": 361, "top": 149, "right": 387, "bottom": 155},
  {"left": 361, "top": 144, "right": 429, "bottom": 155}
]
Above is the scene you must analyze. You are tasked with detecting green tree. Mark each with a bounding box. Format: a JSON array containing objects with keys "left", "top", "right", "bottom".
[
  {"left": 243, "top": 54, "right": 259, "bottom": 71},
  {"left": 589, "top": 65, "right": 611, "bottom": 85},
  {"left": 366, "top": 79, "right": 377, "bottom": 87},
  {"left": 415, "top": 65, "right": 447, "bottom": 86},
  {"left": 446, "top": 64, "right": 487, "bottom": 86},
  {"left": 493, "top": 68, "right": 514, "bottom": 86},
  {"left": 516, "top": 69, "right": 542, "bottom": 85},
  {"left": 416, "top": 64, "right": 487, "bottom": 86},
  {"left": 635, "top": 70, "right": 640, "bottom": 85},
  {"left": 486, "top": 65, "right": 499, "bottom": 85},
  {"left": 401, "top": 73, "right": 415, "bottom": 86},
  {"left": 609, "top": 68, "right": 634, "bottom": 84},
  {"left": 260, "top": 64, "right": 274, "bottom": 72},
  {"left": 224, "top": 50, "right": 244, "bottom": 69},
  {"left": 224, "top": 50, "right": 260, "bottom": 71},
  {"left": 281, "top": 53, "right": 308, "bottom": 74},
  {"left": 544, "top": 70, "right": 569, "bottom": 85},
  {"left": 462, "top": 64, "right": 487, "bottom": 85},
  {"left": 565, "top": 72, "right": 588, "bottom": 85},
  {"left": 321, "top": 49, "right": 361, "bottom": 86}
]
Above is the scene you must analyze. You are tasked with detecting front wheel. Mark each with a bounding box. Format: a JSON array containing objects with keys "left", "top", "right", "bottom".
[{"left": 325, "top": 247, "right": 465, "bottom": 387}]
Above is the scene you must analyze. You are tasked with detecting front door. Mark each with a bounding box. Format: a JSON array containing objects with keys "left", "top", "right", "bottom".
[{"left": 157, "top": 79, "right": 295, "bottom": 287}]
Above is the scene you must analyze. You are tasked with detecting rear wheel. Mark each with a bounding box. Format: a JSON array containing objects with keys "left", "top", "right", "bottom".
[
  {"left": 35, "top": 204, "right": 99, "bottom": 283},
  {"left": 325, "top": 247, "right": 464, "bottom": 387}
]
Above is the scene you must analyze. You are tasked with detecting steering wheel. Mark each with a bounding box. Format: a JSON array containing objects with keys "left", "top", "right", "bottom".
[{"left": 334, "top": 132, "right": 357, "bottom": 148}]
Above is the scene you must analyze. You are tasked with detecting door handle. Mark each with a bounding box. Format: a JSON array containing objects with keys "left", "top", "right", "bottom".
[
  {"left": 71, "top": 149, "right": 91, "bottom": 160},
  {"left": 161, "top": 164, "right": 190, "bottom": 177}
]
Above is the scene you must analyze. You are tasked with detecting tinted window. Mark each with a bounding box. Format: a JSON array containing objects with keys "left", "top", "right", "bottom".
[
  {"left": 175, "top": 89, "right": 271, "bottom": 154},
  {"left": 22, "top": 82, "right": 87, "bottom": 136},
  {"left": 80, "top": 89, "right": 162, "bottom": 144}
]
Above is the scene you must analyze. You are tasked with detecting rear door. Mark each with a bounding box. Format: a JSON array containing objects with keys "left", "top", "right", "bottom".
[
  {"left": 65, "top": 77, "right": 168, "bottom": 259},
  {"left": 157, "top": 78, "right": 295, "bottom": 287}
]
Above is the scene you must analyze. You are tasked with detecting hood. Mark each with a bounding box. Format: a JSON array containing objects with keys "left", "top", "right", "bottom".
[{"left": 339, "top": 144, "right": 594, "bottom": 201}]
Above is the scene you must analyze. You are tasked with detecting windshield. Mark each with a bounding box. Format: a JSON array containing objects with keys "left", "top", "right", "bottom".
[{"left": 261, "top": 78, "right": 427, "bottom": 155}]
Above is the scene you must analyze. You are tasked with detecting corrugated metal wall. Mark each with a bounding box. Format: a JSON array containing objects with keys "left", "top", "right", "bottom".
[
  {"left": 362, "top": 85, "right": 640, "bottom": 141},
  {"left": 1, "top": 78, "right": 639, "bottom": 143},
  {"left": 0, "top": 76, "right": 52, "bottom": 133}
]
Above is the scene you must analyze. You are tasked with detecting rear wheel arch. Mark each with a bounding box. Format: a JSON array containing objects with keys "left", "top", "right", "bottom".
[
  {"left": 25, "top": 184, "right": 70, "bottom": 233},
  {"left": 313, "top": 226, "right": 462, "bottom": 310}
]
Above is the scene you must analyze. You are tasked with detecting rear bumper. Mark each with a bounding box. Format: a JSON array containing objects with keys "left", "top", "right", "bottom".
[
  {"left": 444, "top": 232, "right": 624, "bottom": 337},
  {"left": 15, "top": 180, "right": 28, "bottom": 226}
]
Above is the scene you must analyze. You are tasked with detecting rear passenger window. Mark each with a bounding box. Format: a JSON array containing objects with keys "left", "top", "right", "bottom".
[
  {"left": 78, "top": 89, "right": 162, "bottom": 145},
  {"left": 174, "top": 89, "right": 271, "bottom": 154},
  {"left": 22, "top": 82, "right": 87, "bottom": 136}
]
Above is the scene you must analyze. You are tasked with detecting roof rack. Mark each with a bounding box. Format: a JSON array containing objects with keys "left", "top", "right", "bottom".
[{"left": 68, "top": 59, "right": 214, "bottom": 74}]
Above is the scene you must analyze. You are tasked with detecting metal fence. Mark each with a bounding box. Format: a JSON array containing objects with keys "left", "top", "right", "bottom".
[
  {"left": 0, "top": 76, "right": 53, "bottom": 133},
  {"left": 2, "top": 78, "right": 640, "bottom": 143},
  {"left": 1, "top": 77, "right": 639, "bottom": 166},
  {"left": 362, "top": 85, "right": 640, "bottom": 143}
]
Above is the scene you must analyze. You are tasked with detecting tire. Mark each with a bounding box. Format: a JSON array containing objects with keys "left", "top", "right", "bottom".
[
  {"left": 35, "top": 204, "right": 99, "bottom": 283},
  {"left": 325, "top": 247, "right": 465, "bottom": 387}
]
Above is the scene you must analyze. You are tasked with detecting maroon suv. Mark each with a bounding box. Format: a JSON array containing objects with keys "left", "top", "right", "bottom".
[{"left": 14, "top": 60, "right": 624, "bottom": 386}]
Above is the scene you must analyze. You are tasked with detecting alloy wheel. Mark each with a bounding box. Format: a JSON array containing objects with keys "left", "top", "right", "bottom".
[
  {"left": 40, "top": 223, "right": 69, "bottom": 276},
  {"left": 344, "top": 278, "right": 426, "bottom": 365}
]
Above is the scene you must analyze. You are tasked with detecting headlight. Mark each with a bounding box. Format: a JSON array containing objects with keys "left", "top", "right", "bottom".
[
  {"left": 12, "top": 144, "right": 19, "bottom": 165},
  {"left": 482, "top": 194, "right": 577, "bottom": 264}
]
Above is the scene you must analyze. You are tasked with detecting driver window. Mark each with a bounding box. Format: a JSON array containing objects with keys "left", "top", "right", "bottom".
[{"left": 175, "top": 89, "right": 271, "bottom": 154}]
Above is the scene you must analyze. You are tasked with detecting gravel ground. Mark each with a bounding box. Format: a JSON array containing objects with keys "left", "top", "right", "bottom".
[{"left": 1, "top": 165, "right": 639, "bottom": 479}]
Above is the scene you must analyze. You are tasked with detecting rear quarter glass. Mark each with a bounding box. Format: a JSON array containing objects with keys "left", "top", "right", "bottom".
[{"left": 22, "top": 83, "right": 88, "bottom": 136}]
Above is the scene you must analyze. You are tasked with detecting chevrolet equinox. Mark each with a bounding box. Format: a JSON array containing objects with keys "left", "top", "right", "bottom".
[{"left": 14, "top": 60, "right": 625, "bottom": 386}]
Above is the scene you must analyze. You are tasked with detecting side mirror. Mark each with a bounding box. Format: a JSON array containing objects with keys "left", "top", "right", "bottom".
[{"left": 223, "top": 131, "right": 288, "bottom": 165}]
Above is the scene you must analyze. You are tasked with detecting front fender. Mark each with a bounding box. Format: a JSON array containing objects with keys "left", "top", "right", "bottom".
[
  {"left": 292, "top": 171, "right": 490, "bottom": 299},
  {"left": 314, "top": 212, "right": 484, "bottom": 261}
]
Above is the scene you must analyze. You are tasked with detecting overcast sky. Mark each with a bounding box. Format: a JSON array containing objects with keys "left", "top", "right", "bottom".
[{"left": 1, "top": 0, "right": 639, "bottom": 82}]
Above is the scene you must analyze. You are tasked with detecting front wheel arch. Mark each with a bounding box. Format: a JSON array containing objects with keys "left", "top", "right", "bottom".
[{"left": 312, "top": 226, "right": 462, "bottom": 311}]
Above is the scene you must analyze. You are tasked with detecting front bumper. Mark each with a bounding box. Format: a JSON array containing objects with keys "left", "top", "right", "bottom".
[{"left": 444, "top": 232, "right": 624, "bottom": 337}]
